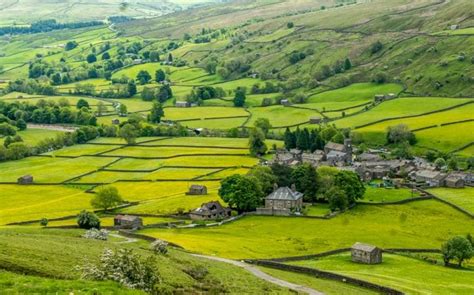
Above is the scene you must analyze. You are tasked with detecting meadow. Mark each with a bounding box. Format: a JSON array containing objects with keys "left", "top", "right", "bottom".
[
  {"left": 0, "top": 137, "right": 267, "bottom": 223},
  {"left": 140, "top": 200, "right": 474, "bottom": 259},
  {"left": 428, "top": 187, "right": 474, "bottom": 214},
  {"left": 289, "top": 252, "right": 474, "bottom": 294}
]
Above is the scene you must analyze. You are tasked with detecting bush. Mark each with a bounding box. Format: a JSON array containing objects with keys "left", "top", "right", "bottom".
[
  {"left": 39, "top": 218, "right": 48, "bottom": 227},
  {"left": 83, "top": 228, "right": 109, "bottom": 240},
  {"left": 77, "top": 210, "right": 101, "bottom": 229},
  {"left": 184, "top": 265, "right": 209, "bottom": 281},
  {"left": 78, "top": 248, "right": 159, "bottom": 293},
  {"left": 150, "top": 239, "right": 168, "bottom": 255}
]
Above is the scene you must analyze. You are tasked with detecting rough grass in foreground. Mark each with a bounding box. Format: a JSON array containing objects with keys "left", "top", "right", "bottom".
[{"left": 0, "top": 228, "right": 289, "bottom": 294}]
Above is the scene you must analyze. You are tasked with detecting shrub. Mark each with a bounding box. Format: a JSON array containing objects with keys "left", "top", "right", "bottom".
[
  {"left": 184, "top": 265, "right": 209, "bottom": 281},
  {"left": 83, "top": 228, "right": 109, "bottom": 240},
  {"left": 77, "top": 210, "right": 101, "bottom": 229},
  {"left": 78, "top": 248, "right": 159, "bottom": 293},
  {"left": 150, "top": 239, "right": 168, "bottom": 255},
  {"left": 39, "top": 218, "right": 48, "bottom": 227}
]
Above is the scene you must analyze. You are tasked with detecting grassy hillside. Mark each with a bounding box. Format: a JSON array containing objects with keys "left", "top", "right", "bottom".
[
  {"left": 0, "top": 0, "right": 216, "bottom": 24},
  {"left": 0, "top": 228, "right": 289, "bottom": 294}
]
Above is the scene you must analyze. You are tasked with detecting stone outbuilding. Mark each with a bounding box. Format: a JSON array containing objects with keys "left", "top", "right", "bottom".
[
  {"left": 414, "top": 170, "right": 446, "bottom": 187},
  {"left": 351, "top": 242, "right": 382, "bottom": 264},
  {"left": 175, "top": 101, "right": 191, "bottom": 108},
  {"left": 186, "top": 184, "right": 208, "bottom": 195},
  {"left": 189, "top": 201, "right": 231, "bottom": 220},
  {"left": 280, "top": 99, "right": 291, "bottom": 106},
  {"left": 114, "top": 215, "right": 143, "bottom": 229},
  {"left": 17, "top": 175, "right": 33, "bottom": 185},
  {"left": 111, "top": 119, "right": 120, "bottom": 125}
]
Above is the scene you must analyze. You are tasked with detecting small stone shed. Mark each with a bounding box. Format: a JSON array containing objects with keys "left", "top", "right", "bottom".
[
  {"left": 17, "top": 175, "right": 33, "bottom": 185},
  {"left": 114, "top": 215, "right": 143, "bottom": 229},
  {"left": 187, "top": 184, "right": 208, "bottom": 195},
  {"left": 351, "top": 242, "right": 382, "bottom": 264},
  {"left": 175, "top": 101, "right": 191, "bottom": 108}
]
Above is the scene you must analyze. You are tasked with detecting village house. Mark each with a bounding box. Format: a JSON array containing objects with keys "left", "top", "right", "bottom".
[
  {"left": 351, "top": 242, "right": 382, "bottom": 264},
  {"left": 17, "top": 175, "right": 33, "bottom": 185},
  {"left": 302, "top": 150, "right": 325, "bottom": 166},
  {"left": 186, "top": 184, "right": 208, "bottom": 195},
  {"left": 257, "top": 185, "right": 304, "bottom": 216},
  {"left": 114, "top": 215, "right": 143, "bottom": 229},
  {"left": 414, "top": 170, "right": 446, "bottom": 187},
  {"left": 324, "top": 139, "right": 353, "bottom": 165},
  {"left": 189, "top": 201, "right": 231, "bottom": 220},
  {"left": 357, "top": 152, "right": 382, "bottom": 162},
  {"left": 444, "top": 174, "right": 465, "bottom": 188}
]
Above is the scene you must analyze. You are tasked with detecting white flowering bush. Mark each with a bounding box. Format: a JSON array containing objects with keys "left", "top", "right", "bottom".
[
  {"left": 150, "top": 239, "right": 168, "bottom": 255},
  {"left": 78, "top": 248, "right": 159, "bottom": 293},
  {"left": 82, "top": 228, "right": 109, "bottom": 240}
]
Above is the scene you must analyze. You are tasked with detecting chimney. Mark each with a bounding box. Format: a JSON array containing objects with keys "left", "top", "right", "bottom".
[
  {"left": 273, "top": 183, "right": 279, "bottom": 191},
  {"left": 291, "top": 183, "right": 296, "bottom": 192}
]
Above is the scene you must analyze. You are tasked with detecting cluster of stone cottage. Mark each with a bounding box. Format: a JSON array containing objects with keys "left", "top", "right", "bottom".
[{"left": 270, "top": 139, "right": 472, "bottom": 189}]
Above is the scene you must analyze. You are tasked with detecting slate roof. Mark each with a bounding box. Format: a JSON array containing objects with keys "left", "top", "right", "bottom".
[
  {"left": 325, "top": 142, "right": 346, "bottom": 152},
  {"left": 266, "top": 187, "right": 303, "bottom": 201},
  {"left": 416, "top": 170, "right": 445, "bottom": 180},
  {"left": 352, "top": 242, "right": 378, "bottom": 252},
  {"left": 192, "top": 201, "right": 229, "bottom": 216}
]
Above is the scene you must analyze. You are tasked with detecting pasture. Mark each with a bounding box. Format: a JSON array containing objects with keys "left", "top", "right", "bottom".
[
  {"left": 289, "top": 252, "right": 474, "bottom": 294},
  {"left": 140, "top": 200, "right": 474, "bottom": 259},
  {"left": 428, "top": 187, "right": 474, "bottom": 214},
  {"left": 0, "top": 136, "right": 267, "bottom": 224}
]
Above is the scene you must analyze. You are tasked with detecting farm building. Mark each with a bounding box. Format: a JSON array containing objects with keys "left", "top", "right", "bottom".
[
  {"left": 175, "top": 101, "right": 191, "bottom": 108},
  {"left": 17, "top": 175, "right": 33, "bottom": 184},
  {"left": 189, "top": 201, "right": 231, "bottom": 220},
  {"left": 187, "top": 184, "right": 208, "bottom": 195},
  {"left": 280, "top": 99, "right": 291, "bottom": 106},
  {"left": 445, "top": 174, "right": 465, "bottom": 188},
  {"left": 257, "top": 185, "right": 303, "bottom": 216},
  {"left": 114, "top": 215, "right": 143, "bottom": 229},
  {"left": 414, "top": 170, "right": 446, "bottom": 187},
  {"left": 309, "top": 117, "right": 322, "bottom": 124},
  {"left": 111, "top": 119, "right": 120, "bottom": 125},
  {"left": 302, "top": 150, "right": 325, "bottom": 166},
  {"left": 351, "top": 242, "right": 382, "bottom": 264}
]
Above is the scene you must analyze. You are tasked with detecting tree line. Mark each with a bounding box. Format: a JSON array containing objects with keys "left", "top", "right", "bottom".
[{"left": 0, "top": 19, "right": 103, "bottom": 36}]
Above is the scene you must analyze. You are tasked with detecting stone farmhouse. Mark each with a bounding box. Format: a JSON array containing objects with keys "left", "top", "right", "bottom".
[
  {"left": 114, "top": 215, "right": 143, "bottom": 229},
  {"left": 189, "top": 201, "right": 231, "bottom": 220},
  {"left": 257, "top": 185, "right": 304, "bottom": 216},
  {"left": 444, "top": 173, "right": 466, "bottom": 188},
  {"left": 351, "top": 242, "right": 382, "bottom": 264},
  {"left": 186, "top": 184, "right": 208, "bottom": 195},
  {"left": 17, "top": 175, "right": 33, "bottom": 185}
]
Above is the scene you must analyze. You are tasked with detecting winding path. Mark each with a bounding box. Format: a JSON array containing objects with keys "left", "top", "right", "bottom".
[{"left": 191, "top": 254, "right": 324, "bottom": 295}]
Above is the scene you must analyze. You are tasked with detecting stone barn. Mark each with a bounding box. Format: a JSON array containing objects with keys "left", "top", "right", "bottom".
[
  {"left": 114, "top": 215, "right": 143, "bottom": 229},
  {"left": 175, "top": 101, "right": 191, "bottom": 108},
  {"left": 186, "top": 184, "right": 208, "bottom": 195},
  {"left": 17, "top": 175, "right": 33, "bottom": 185},
  {"left": 351, "top": 242, "right": 382, "bottom": 264}
]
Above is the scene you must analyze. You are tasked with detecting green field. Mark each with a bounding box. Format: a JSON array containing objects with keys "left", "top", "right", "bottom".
[
  {"left": 428, "top": 187, "right": 474, "bottom": 214},
  {"left": 361, "top": 186, "right": 420, "bottom": 203},
  {"left": 140, "top": 200, "right": 474, "bottom": 259},
  {"left": 289, "top": 252, "right": 474, "bottom": 294},
  {"left": 0, "top": 185, "right": 93, "bottom": 225}
]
